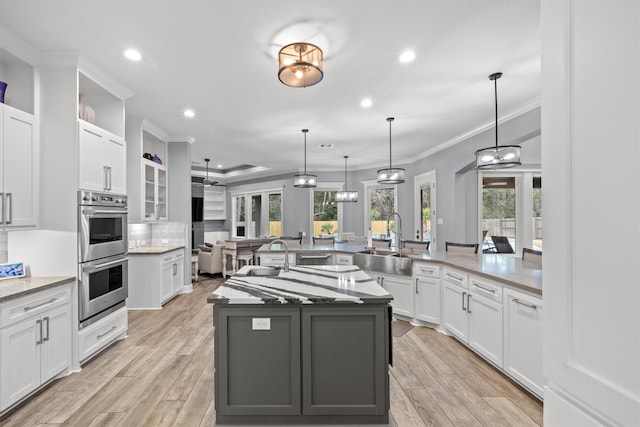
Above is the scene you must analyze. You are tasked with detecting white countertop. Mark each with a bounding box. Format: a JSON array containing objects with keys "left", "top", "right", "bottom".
[
  {"left": 128, "top": 245, "right": 184, "bottom": 254},
  {"left": 0, "top": 276, "right": 75, "bottom": 302}
]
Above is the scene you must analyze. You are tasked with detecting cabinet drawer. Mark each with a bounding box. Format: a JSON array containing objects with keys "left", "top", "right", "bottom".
[
  {"left": 78, "top": 307, "right": 127, "bottom": 363},
  {"left": 442, "top": 267, "right": 468, "bottom": 288},
  {"left": 0, "top": 285, "right": 70, "bottom": 329},
  {"left": 413, "top": 262, "right": 440, "bottom": 278},
  {"left": 469, "top": 276, "right": 502, "bottom": 303}
]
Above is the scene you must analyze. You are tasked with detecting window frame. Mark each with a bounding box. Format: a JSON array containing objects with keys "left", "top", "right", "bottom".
[
  {"left": 230, "top": 187, "right": 284, "bottom": 238},
  {"left": 309, "top": 182, "right": 344, "bottom": 238},
  {"left": 363, "top": 180, "right": 398, "bottom": 240}
]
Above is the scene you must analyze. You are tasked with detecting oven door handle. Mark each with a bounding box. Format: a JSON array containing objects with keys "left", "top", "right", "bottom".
[
  {"left": 86, "top": 257, "right": 128, "bottom": 271},
  {"left": 82, "top": 208, "right": 128, "bottom": 215}
]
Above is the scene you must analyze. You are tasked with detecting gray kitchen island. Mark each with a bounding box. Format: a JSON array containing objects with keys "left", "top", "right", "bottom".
[{"left": 208, "top": 264, "right": 393, "bottom": 426}]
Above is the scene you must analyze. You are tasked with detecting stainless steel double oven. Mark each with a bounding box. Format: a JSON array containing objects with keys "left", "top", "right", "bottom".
[{"left": 78, "top": 190, "right": 128, "bottom": 329}]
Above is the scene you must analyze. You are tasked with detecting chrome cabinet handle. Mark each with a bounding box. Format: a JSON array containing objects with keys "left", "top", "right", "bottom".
[
  {"left": 462, "top": 291, "right": 467, "bottom": 311},
  {"left": 446, "top": 272, "right": 464, "bottom": 283},
  {"left": 415, "top": 278, "right": 419, "bottom": 294},
  {"left": 420, "top": 267, "right": 435, "bottom": 274},
  {"left": 97, "top": 325, "right": 117, "bottom": 339},
  {"left": 91, "top": 258, "right": 128, "bottom": 269},
  {"left": 474, "top": 283, "right": 496, "bottom": 295},
  {"left": 467, "top": 294, "right": 472, "bottom": 313},
  {"left": 36, "top": 319, "right": 42, "bottom": 345},
  {"left": 24, "top": 298, "right": 57, "bottom": 311},
  {"left": 299, "top": 254, "right": 331, "bottom": 259},
  {"left": 43, "top": 317, "right": 50, "bottom": 342},
  {"left": 5, "top": 193, "right": 11, "bottom": 224},
  {"left": 0, "top": 192, "right": 4, "bottom": 224},
  {"left": 103, "top": 166, "right": 109, "bottom": 191},
  {"left": 513, "top": 298, "right": 537, "bottom": 310}
]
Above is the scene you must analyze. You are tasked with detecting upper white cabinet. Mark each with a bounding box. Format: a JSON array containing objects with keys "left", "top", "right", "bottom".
[
  {"left": 126, "top": 119, "right": 168, "bottom": 222},
  {"left": 0, "top": 104, "right": 37, "bottom": 228},
  {"left": 204, "top": 185, "right": 226, "bottom": 220},
  {"left": 78, "top": 121, "right": 126, "bottom": 194}
]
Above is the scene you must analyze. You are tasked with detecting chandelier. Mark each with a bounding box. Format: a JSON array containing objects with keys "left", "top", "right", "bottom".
[{"left": 278, "top": 42, "right": 323, "bottom": 88}]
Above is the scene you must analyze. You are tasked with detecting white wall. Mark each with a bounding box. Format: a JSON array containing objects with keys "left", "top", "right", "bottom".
[{"left": 541, "top": 1, "right": 640, "bottom": 425}]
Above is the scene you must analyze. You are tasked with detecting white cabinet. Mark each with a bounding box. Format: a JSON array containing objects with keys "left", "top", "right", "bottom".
[
  {"left": 144, "top": 162, "right": 167, "bottom": 221},
  {"left": 0, "top": 284, "right": 71, "bottom": 413},
  {"left": 442, "top": 268, "right": 503, "bottom": 367},
  {"left": 260, "top": 253, "right": 294, "bottom": 267},
  {"left": 204, "top": 231, "right": 229, "bottom": 245},
  {"left": 367, "top": 271, "right": 413, "bottom": 318},
  {"left": 204, "top": 185, "right": 226, "bottom": 220},
  {"left": 78, "top": 121, "right": 126, "bottom": 194},
  {"left": 413, "top": 262, "right": 441, "bottom": 325},
  {"left": 0, "top": 104, "right": 37, "bottom": 228},
  {"left": 78, "top": 306, "right": 127, "bottom": 364},
  {"left": 503, "top": 288, "right": 544, "bottom": 398},
  {"left": 128, "top": 248, "right": 185, "bottom": 309}
]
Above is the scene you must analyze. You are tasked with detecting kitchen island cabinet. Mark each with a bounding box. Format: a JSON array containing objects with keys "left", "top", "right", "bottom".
[{"left": 208, "top": 265, "right": 392, "bottom": 425}]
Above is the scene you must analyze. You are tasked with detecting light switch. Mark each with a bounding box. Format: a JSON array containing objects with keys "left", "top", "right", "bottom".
[
  {"left": 437, "top": 218, "right": 444, "bottom": 224},
  {"left": 252, "top": 318, "right": 271, "bottom": 330}
]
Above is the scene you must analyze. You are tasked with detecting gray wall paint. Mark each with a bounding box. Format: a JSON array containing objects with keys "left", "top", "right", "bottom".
[
  {"left": 225, "top": 107, "right": 541, "bottom": 251},
  {"left": 168, "top": 140, "right": 192, "bottom": 284}
]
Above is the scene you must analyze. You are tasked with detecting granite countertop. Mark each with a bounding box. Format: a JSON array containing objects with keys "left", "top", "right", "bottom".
[
  {"left": 0, "top": 276, "right": 75, "bottom": 302},
  {"left": 257, "top": 242, "right": 542, "bottom": 295},
  {"left": 128, "top": 245, "right": 184, "bottom": 254},
  {"left": 208, "top": 265, "right": 392, "bottom": 305}
]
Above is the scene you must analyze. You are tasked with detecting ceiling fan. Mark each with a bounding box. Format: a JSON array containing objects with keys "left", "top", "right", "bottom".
[{"left": 202, "top": 158, "right": 225, "bottom": 186}]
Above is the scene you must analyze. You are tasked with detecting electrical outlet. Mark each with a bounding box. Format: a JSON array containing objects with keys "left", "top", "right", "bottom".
[
  {"left": 252, "top": 318, "right": 271, "bottom": 330},
  {"left": 162, "top": 239, "right": 169, "bottom": 244}
]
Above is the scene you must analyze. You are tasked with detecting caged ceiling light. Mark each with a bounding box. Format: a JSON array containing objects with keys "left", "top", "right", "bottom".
[
  {"left": 278, "top": 42, "right": 324, "bottom": 88},
  {"left": 475, "top": 72, "right": 521, "bottom": 169},
  {"left": 377, "top": 117, "right": 405, "bottom": 184},
  {"left": 336, "top": 156, "right": 358, "bottom": 202},
  {"left": 293, "top": 129, "right": 317, "bottom": 188}
]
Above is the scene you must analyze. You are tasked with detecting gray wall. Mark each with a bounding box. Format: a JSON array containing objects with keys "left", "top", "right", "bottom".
[
  {"left": 225, "top": 107, "right": 541, "bottom": 251},
  {"left": 168, "top": 140, "right": 192, "bottom": 284}
]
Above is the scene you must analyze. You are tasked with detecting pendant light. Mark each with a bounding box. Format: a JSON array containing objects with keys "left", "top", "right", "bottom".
[
  {"left": 293, "top": 129, "right": 317, "bottom": 188},
  {"left": 336, "top": 156, "right": 358, "bottom": 202},
  {"left": 377, "top": 117, "right": 405, "bottom": 184},
  {"left": 475, "top": 72, "right": 521, "bottom": 169},
  {"left": 278, "top": 42, "right": 324, "bottom": 88}
]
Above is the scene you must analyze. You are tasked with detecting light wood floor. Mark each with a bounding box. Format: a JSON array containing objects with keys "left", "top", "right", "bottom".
[{"left": 0, "top": 275, "right": 542, "bottom": 426}]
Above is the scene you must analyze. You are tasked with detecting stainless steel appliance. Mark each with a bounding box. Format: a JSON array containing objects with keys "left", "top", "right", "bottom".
[
  {"left": 296, "top": 252, "right": 334, "bottom": 265},
  {"left": 78, "top": 253, "right": 128, "bottom": 328},
  {"left": 78, "top": 190, "right": 128, "bottom": 262},
  {"left": 78, "top": 190, "right": 129, "bottom": 328}
]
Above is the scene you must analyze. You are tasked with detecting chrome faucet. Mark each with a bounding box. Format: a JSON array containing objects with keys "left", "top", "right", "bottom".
[
  {"left": 268, "top": 239, "right": 290, "bottom": 272},
  {"left": 386, "top": 212, "right": 403, "bottom": 250}
]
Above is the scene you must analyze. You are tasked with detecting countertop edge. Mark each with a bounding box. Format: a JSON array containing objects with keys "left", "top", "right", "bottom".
[
  {"left": 128, "top": 245, "right": 185, "bottom": 255},
  {"left": 0, "top": 276, "right": 76, "bottom": 302}
]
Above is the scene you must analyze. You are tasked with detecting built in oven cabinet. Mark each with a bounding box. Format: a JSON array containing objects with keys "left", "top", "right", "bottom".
[
  {"left": 78, "top": 254, "right": 128, "bottom": 326},
  {"left": 78, "top": 206, "right": 128, "bottom": 263}
]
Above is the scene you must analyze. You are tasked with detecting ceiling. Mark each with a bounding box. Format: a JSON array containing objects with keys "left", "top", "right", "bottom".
[{"left": 0, "top": 0, "right": 540, "bottom": 183}]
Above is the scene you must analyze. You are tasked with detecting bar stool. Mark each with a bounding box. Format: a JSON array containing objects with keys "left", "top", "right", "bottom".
[{"left": 237, "top": 251, "right": 254, "bottom": 269}]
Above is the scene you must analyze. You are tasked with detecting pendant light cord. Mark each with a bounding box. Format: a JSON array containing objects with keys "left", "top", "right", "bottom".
[
  {"left": 387, "top": 117, "right": 394, "bottom": 169},
  {"left": 494, "top": 76, "right": 499, "bottom": 151},
  {"left": 344, "top": 156, "right": 348, "bottom": 186},
  {"left": 302, "top": 129, "right": 309, "bottom": 174}
]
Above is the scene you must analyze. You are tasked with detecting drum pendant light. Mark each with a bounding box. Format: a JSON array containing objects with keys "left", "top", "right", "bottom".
[
  {"left": 336, "top": 156, "right": 358, "bottom": 202},
  {"left": 377, "top": 117, "right": 405, "bottom": 184},
  {"left": 475, "top": 72, "right": 521, "bottom": 169},
  {"left": 293, "top": 129, "right": 317, "bottom": 188}
]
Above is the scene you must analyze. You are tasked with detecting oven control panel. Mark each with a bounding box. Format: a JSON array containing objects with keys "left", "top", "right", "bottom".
[{"left": 78, "top": 190, "right": 127, "bottom": 207}]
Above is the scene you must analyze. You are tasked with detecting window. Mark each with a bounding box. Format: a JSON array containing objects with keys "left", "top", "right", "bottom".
[
  {"left": 479, "top": 171, "right": 542, "bottom": 254},
  {"left": 231, "top": 188, "right": 283, "bottom": 238},
  {"left": 364, "top": 182, "right": 398, "bottom": 242},
  {"left": 312, "top": 188, "right": 339, "bottom": 237}
]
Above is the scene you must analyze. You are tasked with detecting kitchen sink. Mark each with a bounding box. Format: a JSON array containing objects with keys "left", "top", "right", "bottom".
[
  {"left": 353, "top": 252, "right": 413, "bottom": 276},
  {"left": 244, "top": 267, "right": 282, "bottom": 277}
]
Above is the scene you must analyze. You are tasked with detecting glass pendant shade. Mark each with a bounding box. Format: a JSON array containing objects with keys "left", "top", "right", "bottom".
[
  {"left": 377, "top": 117, "right": 405, "bottom": 184},
  {"left": 293, "top": 129, "right": 317, "bottom": 188},
  {"left": 336, "top": 155, "right": 358, "bottom": 202},
  {"left": 278, "top": 43, "right": 323, "bottom": 88},
  {"left": 475, "top": 72, "right": 521, "bottom": 169}
]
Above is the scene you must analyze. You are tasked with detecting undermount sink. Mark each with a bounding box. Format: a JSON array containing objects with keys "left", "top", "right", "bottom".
[
  {"left": 244, "top": 267, "right": 282, "bottom": 277},
  {"left": 353, "top": 252, "right": 413, "bottom": 276}
]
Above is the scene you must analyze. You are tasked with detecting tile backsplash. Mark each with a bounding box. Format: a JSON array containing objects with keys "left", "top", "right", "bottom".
[{"left": 128, "top": 221, "right": 186, "bottom": 248}]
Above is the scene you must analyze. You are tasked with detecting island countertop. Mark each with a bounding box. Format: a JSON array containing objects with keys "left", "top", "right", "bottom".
[{"left": 207, "top": 264, "right": 392, "bottom": 305}]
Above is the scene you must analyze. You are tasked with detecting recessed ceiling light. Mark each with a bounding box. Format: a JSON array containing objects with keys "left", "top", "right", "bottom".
[
  {"left": 399, "top": 50, "right": 416, "bottom": 63},
  {"left": 217, "top": 164, "right": 222, "bottom": 168},
  {"left": 319, "top": 144, "right": 334, "bottom": 149},
  {"left": 360, "top": 98, "right": 373, "bottom": 108},
  {"left": 183, "top": 109, "right": 195, "bottom": 118},
  {"left": 124, "top": 49, "right": 142, "bottom": 61}
]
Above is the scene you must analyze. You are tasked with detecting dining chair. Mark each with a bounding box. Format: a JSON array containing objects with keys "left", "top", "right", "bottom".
[
  {"left": 491, "top": 236, "right": 515, "bottom": 254},
  {"left": 312, "top": 236, "right": 335, "bottom": 246},
  {"left": 278, "top": 236, "right": 302, "bottom": 247},
  {"left": 371, "top": 238, "right": 391, "bottom": 248},
  {"left": 445, "top": 242, "right": 479, "bottom": 253},
  {"left": 522, "top": 248, "right": 542, "bottom": 267},
  {"left": 402, "top": 240, "right": 430, "bottom": 251}
]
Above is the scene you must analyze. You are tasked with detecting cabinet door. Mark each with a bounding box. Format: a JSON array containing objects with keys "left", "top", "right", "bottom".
[
  {"left": 103, "top": 135, "right": 126, "bottom": 194},
  {"left": 415, "top": 276, "right": 440, "bottom": 324},
  {"left": 172, "top": 256, "right": 185, "bottom": 295},
  {"left": 2, "top": 106, "right": 36, "bottom": 227},
  {"left": 0, "top": 317, "right": 40, "bottom": 410},
  {"left": 143, "top": 163, "right": 156, "bottom": 220},
  {"left": 40, "top": 304, "right": 71, "bottom": 383},
  {"left": 161, "top": 258, "right": 174, "bottom": 303},
  {"left": 504, "top": 292, "right": 544, "bottom": 397},
  {"left": 156, "top": 167, "right": 167, "bottom": 220},
  {"left": 468, "top": 292, "right": 503, "bottom": 367},
  {"left": 78, "top": 124, "right": 106, "bottom": 192},
  {"left": 380, "top": 274, "right": 413, "bottom": 318},
  {"left": 443, "top": 282, "right": 469, "bottom": 342}
]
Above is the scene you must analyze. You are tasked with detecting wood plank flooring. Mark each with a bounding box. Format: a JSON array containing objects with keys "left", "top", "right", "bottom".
[{"left": 0, "top": 275, "right": 542, "bottom": 426}]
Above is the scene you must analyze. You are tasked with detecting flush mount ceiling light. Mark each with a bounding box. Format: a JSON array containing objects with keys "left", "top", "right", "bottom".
[
  {"left": 475, "top": 72, "right": 521, "bottom": 169},
  {"left": 278, "top": 42, "right": 323, "bottom": 88},
  {"left": 293, "top": 129, "right": 317, "bottom": 188},
  {"left": 124, "top": 49, "right": 142, "bottom": 61},
  {"left": 377, "top": 117, "right": 405, "bottom": 184},
  {"left": 336, "top": 156, "right": 358, "bottom": 203},
  {"left": 183, "top": 109, "right": 195, "bottom": 118}
]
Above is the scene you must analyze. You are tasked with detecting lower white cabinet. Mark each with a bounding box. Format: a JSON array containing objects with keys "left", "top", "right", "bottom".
[
  {"left": 367, "top": 271, "right": 414, "bottom": 318},
  {"left": 128, "top": 248, "right": 185, "bottom": 309},
  {"left": 503, "top": 288, "right": 544, "bottom": 398},
  {"left": 0, "top": 283, "right": 71, "bottom": 413},
  {"left": 413, "top": 263, "right": 441, "bottom": 325},
  {"left": 260, "top": 253, "right": 295, "bottom": 267}
]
